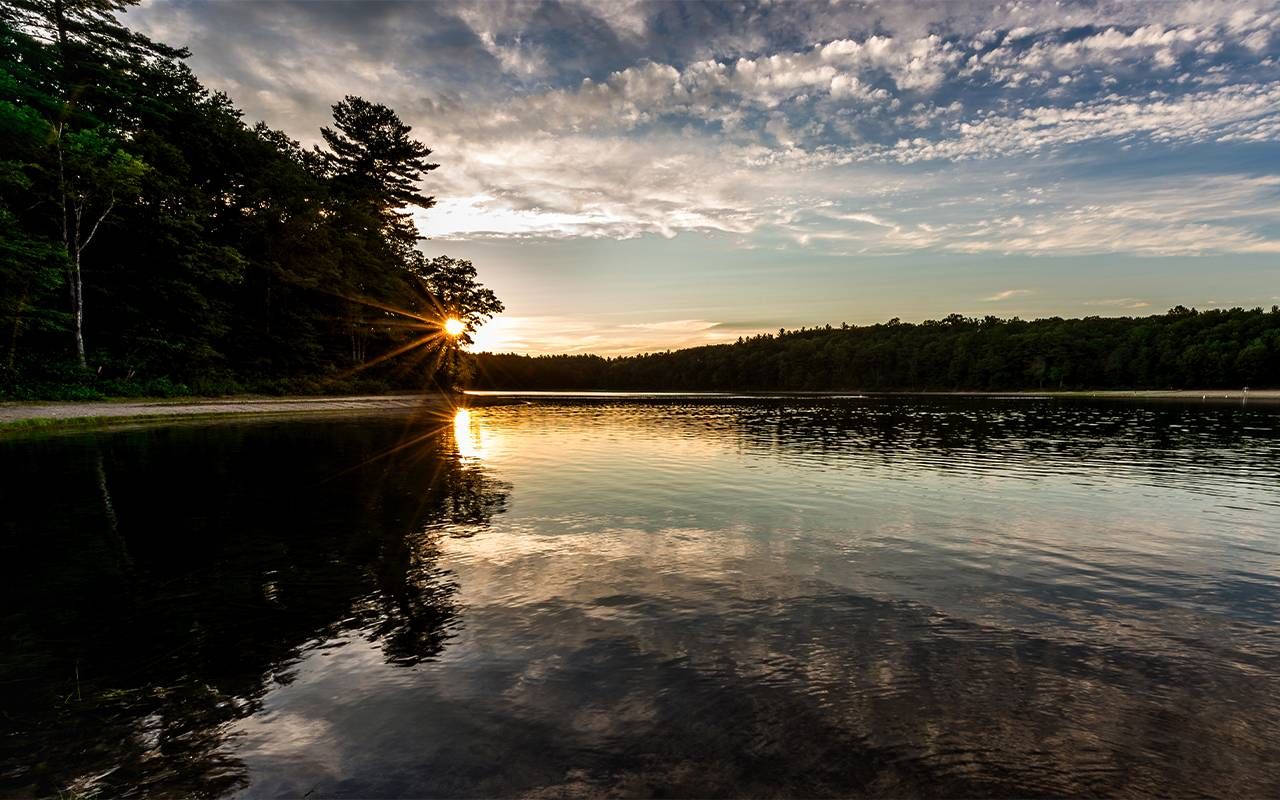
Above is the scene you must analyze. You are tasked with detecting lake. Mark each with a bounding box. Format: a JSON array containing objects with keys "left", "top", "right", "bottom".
[{"left": 3, "top": 396, "right": 1279, "bottom": 798}]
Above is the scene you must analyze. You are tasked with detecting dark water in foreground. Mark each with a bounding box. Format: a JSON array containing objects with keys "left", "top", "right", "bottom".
[{"left": 3, "top": 397, "right": 1280, "bottom": 798}]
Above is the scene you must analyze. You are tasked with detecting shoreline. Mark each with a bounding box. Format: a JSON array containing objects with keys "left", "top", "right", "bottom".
[
  {"left": 0, "top": 393, "right": 480, "bottom": 433},
  {"left": 2, "top": 387, "right": 1274, "bottom": 433},
  {"left": 467, "top": 388, "right": 1279, "bottom": 402},
  {"left": 1008, "top": 389, "right": 1278, "bottom": 401}
]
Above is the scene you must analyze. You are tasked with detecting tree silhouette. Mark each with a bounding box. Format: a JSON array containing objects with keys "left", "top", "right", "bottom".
[{"left": 0, "top": 13, "right": 502, "bottom": 396}]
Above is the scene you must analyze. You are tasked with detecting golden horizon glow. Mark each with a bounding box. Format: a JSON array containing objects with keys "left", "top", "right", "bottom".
[{"left": 444, "top": 318, "right": 466, "bottom": 337}]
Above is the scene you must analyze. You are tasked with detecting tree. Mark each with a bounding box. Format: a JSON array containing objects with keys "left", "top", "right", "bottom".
[
  {"left": 0, "top": 91, "right": 68, "bottom": 370},
  {"left": 317, "top": 96, "right": 440, "bottom": 367},
  {"left": 54, "top": 124, "right": 145, "bottom": 366},
  {"left": 321, "top": 95, "right": 438, "bottom": 248},
  {"left": 4, "top": 0, "right": 172, "bottom": 368},
  {"left": 407, "top": 255, "right": 504, "bottom": 344},
  {"left": 0, "top": 206, "right": 66, "bottom": 370},
  {"left": 2, "top": 0, "right": 185, "bottom": 128},
  {"left": 404, "top": 255, "right": 504, "bottom": 388},
  {"left": 471, "top": 308, "right": 1280, "bottom": 392},
  {"left": 0, "top": 9, "right": 504, "bottom": 397},
  {"left": 0, "top": 21, "right": 67, "bottom": 372}
]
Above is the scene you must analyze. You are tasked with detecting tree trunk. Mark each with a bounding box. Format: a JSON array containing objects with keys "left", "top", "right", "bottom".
[
  {"left": 55, "top": 123, "right": 84, "bottom": 369},
  {"left": 51, "top": 5, "right": 86, "bottom": 368},
  {"left": 72, "top": 250, "right": 86, "bottom": 368},
  {"left": 52, "top": 0, "right": 70, "bottom": 82}
]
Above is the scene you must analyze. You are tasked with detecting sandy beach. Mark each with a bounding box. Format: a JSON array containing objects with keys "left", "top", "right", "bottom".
[{"left": 0, "top": 393, "right": 465, "bottom": 430}]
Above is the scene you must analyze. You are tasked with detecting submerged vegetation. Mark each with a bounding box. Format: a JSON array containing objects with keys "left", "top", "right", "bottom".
[
  {"left": 0, "top": 0, "right": 501, "bottom": 400},
  {"left": 473, "top": 306, "right": 1280, "bottom": 391}
]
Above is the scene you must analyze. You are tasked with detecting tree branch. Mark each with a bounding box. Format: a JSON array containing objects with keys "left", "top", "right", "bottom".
[{"left": 81, "top": 192, "right": 116, "bottom": 252}]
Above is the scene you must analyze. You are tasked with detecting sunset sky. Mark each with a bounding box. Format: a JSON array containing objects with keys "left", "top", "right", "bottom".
[{"left": 128, "top": 0, "right": 1280, "bottom": 354}]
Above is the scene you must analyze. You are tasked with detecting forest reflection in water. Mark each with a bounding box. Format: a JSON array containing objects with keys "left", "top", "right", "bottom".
[
  {"left": 1, "top": 407, "right": 508, "bottom": 796},
  {"left": 2, "top": 396, "right": 1279, "bottom": 798}
]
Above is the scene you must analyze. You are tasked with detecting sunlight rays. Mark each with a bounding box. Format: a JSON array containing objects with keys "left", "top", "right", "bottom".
[{"left": 320, "top": 291, "right": 468, "bottom": 384}]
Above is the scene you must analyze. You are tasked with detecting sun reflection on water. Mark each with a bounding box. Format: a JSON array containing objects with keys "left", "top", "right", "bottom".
[{"left": 453, "top": 408, "right": 486, "bottom": 460}]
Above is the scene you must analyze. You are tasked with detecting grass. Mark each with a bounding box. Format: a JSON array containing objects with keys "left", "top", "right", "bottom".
[{"left": 0, "top": 416, "right": 113, "bottom": 434}]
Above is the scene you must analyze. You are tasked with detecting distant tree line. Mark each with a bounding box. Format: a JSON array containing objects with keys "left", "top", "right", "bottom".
[
  {"left": 0, "top": 0, "right": 500, "bottom": 399},
  {"left": 471, "top": 307, "right": 1280, "bottom": 391}
]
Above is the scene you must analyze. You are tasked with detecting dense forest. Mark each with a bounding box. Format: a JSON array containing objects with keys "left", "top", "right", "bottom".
[
  {"left": 473, "top": 307, "right": 1280, "bottom": 391},
  {"left": 0, "top": 0, "right": 500, "bottom": 399}
]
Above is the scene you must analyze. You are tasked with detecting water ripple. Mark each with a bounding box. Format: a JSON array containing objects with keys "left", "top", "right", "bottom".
[{"left": 2, "top": 397, "right": 1278, "bottom": 797}]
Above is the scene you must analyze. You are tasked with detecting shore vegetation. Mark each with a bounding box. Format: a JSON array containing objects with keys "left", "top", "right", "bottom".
[{"left": 472, "top": 306, "right": 1280, "bottom": 392}]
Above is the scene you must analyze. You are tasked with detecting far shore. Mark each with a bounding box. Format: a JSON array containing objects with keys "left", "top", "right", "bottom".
[
  {"left": 1006, "top": 389, "right": 1279, "bottom": 401},
  {"left": 883, "top": 389, "right": 1278, "bottom": 402},
  {"left": 3, "top": 387, "right": 1275, "bottom": 433}
]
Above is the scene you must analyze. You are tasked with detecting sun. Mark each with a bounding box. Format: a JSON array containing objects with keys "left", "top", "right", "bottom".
[{"left": 444, "top": 318, "right": 465, "bottom": 337}]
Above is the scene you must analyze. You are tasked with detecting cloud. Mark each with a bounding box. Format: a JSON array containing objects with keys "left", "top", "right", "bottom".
[
  {"left": 469, "top": 315, "right": 744, "bottom": 355},
  {"left": 880, "top": 82, "right": 1280, "bottom": 163},
  {"left": 982, "top": 289, "right": 1034, "bottom": 302},
  {"left": 125, "top": 1, "right": 1280, "bottom": 259},
  {"left": 1083, "top": 298, "right": 1152, "bottom": 309},
  {"left": 619, "top": 319, "right": 722, "bottom": 332},
  {"left": 429, "top": 155, "right": 1280, "bottom": 259},
  {"left": 927, "top": 173, "right": 1280, "bottom": 257}
]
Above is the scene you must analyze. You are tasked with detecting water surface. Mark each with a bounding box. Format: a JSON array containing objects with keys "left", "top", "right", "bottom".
[{"left": 3, "top": 397, "right": 1279, "bottom": 797}]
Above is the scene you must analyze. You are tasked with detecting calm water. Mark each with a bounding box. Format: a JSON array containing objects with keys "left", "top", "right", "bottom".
[{"left": 3, "top": 397, "right": 1280, "bottom": 798}]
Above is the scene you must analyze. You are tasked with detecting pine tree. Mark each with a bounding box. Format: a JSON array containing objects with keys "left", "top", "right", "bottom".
[{"left": 321, "top": 95, "right": 438, "bottom": 248}]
